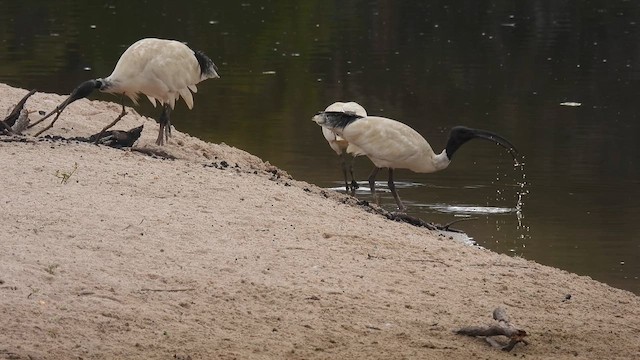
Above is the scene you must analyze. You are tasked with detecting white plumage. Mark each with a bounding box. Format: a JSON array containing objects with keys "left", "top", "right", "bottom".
[
  {"left": 313, "top": 113, "right": 518, "bottom": 211},
  {"left": 35, "top": 38, "right": 219, "bottom": 145},
  {"left": 321, "top": 102, "right": 367, "bottom": 156},
  {"left": 339, "top": 116, "right": 444, "bottom": 173},
  {"left": 319, "top": 101, "right": 367, "bottom": 192},
  {"left": 103, "top": 38, "right": 216, "bottom": 110}
]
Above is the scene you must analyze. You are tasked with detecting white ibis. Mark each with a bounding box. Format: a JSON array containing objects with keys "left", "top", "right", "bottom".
[
  {"left": 320, "top": 101, "right": 367, "bottom": 192},
  {"left": 312, "top": 112, "right": 518, "bottom": 211},
  {"left": 32, "top": 38, "right": 219, "bottom": 145}
]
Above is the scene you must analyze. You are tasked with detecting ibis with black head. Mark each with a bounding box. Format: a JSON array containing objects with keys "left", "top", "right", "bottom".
[
  {"left": 32, "top": 38, "right": 219, "bottom": 145},
  {"left": 312, "top": 112, "right": 519, "bottom": 211},
  {"left": 319, "top": 101, "right": 368, "bottom": 192}
]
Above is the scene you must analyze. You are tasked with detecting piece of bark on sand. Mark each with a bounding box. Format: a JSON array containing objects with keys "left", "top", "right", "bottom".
[
  {"left": 87, "top": 124, "right": 144, "bottom": 148},
  {"left": 1, "top": 89, "right": 37, "bottom": 134},
  {"left": 455, "top": 307, "right": 529, "bottom": 351}
]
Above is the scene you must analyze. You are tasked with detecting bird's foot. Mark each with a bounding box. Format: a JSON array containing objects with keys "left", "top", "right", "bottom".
[
  {"left": 350, "top": 180, "right": 359, "bottom": 190},
  {"left": 155, "top": 125, "right": 168, "bottom": 145}
]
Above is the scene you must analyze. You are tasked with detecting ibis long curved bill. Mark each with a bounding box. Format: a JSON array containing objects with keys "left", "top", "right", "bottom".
[
  {"left": 29, "top": 80, "right": 101, "bottom": 135},
  {"left": 445, "top": 126, "right": 518, "bottom": 161},
  {"left": 312, "top": 111, "right": 520, "bottom": 211}
]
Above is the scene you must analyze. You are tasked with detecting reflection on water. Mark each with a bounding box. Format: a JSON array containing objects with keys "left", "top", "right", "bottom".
[
  {"left": 425, "top": 204, "right": 516, "bottom": 215},
  {"left": 0, "top": 1, "right": 638, "bottom": 294}
]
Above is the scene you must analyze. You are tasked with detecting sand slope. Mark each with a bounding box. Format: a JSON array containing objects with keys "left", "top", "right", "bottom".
[{"left": 1, "top": 83, "right": 639, "bottom": 359}]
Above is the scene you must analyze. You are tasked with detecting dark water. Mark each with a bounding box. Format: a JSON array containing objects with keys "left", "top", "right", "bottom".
[{"left": 1, "top": 1, "right": 638, "bottom": 294}]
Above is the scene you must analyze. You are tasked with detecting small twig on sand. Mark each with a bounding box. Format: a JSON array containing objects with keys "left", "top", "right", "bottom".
[
  {"left": 441, "top": 217, "right": 478, "bottom": 231},
  {"left": 140, "top": 288, "right": 196, "bottom": 292},
  {"left": 93, "top": 104, "right": 128, "bottom": 144},
  {"left": 405, "top": 258, "right": 449, "bottom": 266},
  {"left": 33, "top": 111, "right": 64, "bottom": 136},
  {"left": 455, "top": 307, "right": 529, "bottom": 351}
]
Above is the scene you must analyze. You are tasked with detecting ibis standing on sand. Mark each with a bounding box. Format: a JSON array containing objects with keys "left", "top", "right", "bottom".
[
  {"left": 320, "top": 101, "right": 367, "bottom": 193},
  {"left": 32, "top": 38, "right": 219, "bottom": 145},
  {"left": 312, "top": 112, "right": 518, "bottom": 211}
]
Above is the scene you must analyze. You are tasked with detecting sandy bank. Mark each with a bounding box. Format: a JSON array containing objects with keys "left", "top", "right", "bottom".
[{"left": 1, "top": 83, "right": 639, "bottom": 359}]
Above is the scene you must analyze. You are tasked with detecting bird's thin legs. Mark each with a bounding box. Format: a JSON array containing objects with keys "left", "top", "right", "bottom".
[
  {"left": 339, "top": 154, "right": 359, "bottom": 195},
  {"left": 339, "top": 153, "right": 350, "bottom": 192},
  {"left": 156, "top": 104, "right": 171, "bottom": 145},
  {"left": 348, "top": 156, "right": 359, "bottom": 193},
  {"left": 388, "top": 168, "right": 406, "bottom": 212},
  {"left": 93, "top": 100, "right": 127, "bottom": 144},
  {"left": 368, "top": 167, "right": 381, "bottom": 205}
]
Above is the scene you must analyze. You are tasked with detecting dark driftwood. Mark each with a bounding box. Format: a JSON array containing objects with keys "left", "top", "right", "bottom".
[
  {"left": 0, "top": 117, "right": 12, "bottom": 134},
  {"left": 455, "top": 307, "right": 528, "bottom": 351},
  {"left": 383, "top": 211, "right": 476, "bottom": 232},
  {"left": 1, "top": 89, "right": 37, "bottom": 134},
  {"left": 88, "top": 124, "right": 143, "bottom": 148},
  {"left": 0, "top": 125, "right": 143, "bottom": 149},
  {"left": 385, "top": 212, "right": 438, "bottom": 230}
]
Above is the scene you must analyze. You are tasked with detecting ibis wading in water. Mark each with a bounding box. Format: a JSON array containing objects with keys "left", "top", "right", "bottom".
[
  {"left": 312, "top": 112, "right": 518, "bottom": 211},
  {"left": 33, "top": 38, "right": 219, "bottom": 145},
  {"left": 320, "top": 101, "right": 367, "bottom": 193}
]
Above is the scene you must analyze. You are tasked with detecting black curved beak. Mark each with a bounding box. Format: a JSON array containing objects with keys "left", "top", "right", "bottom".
[
  {"left": 470, "top": 128, "right": 519, "bottom": 160},
  {"left": 446, "top": 126, "right": 520, "bottom": 161},
  {"left": 29, "top": 80, "right": 100, "bottom": 129}
]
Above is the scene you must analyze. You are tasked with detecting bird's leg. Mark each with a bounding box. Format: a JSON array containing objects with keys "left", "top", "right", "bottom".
[
  {"left": 348, "top": 156, "right": 359, "bottom": 193},
  {"left": 93, "top": 100, "right": 127, "bottom": 144},
  {"left": 388, "top": 168, "right": 406, "bottom": 212},
  {"left": 165, "top": 106, "right": 172, "bottom": 139},
  {"left": 368, "top": 167, "right": 380, "bottom": 205},
  {"left": 156, "top": 104, "right": 171, "bottom": 145},
  {"left": 339, "top": 153, "right": 350, "bottom": 193}
]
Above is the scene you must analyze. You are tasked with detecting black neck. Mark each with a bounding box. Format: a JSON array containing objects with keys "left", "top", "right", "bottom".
[{"left": 445, "top": 134, "right": 474, "bottom": 160}]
